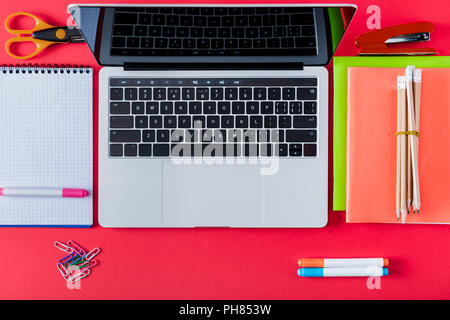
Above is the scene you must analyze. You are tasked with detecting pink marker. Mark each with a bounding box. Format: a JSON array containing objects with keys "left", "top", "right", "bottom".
[{"left": 0, "top": 187, "right": 89, "bottom": 198}]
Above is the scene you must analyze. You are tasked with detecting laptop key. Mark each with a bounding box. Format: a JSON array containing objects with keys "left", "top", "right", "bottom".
[
  {"left": 110, "top": 144, "right": 123, "bottom": 157},
  {"left": 275, "top": 143, "right": 288, "bottom": 156},
  {"left": 110, "top": 116, "right": 133, "bottom": 128},
  {"left": 275, "top": 102, "right": 288, "bottom": 114},
  {"left": 139, "top": 144, "right": 152, "bottom": 157},
  {"left": 289, "top": 102, "right": 302, "bottom": 114},
  {"left": 196, "top": 88, "right": 209, "bottom": 100},
  {"left": 304, "top": 102, "right": 317, "bottom": 114},
  {"left": 110, "top": 130, "right": 141, "bottom": 143},
  {"left": 164, "top": 116, "right": 177, "bottom": 128},
  {"left": 293, "top": 116, "right": 317, "bottom": 128},
  {"left": 160, "top": 102, "right": 174, "bottom": 114},
  {"left": 115, "top": 13, "right": 138, "bottom": 24},
  {"left": 221, "top": 116, "right": 234, "bottom": 128},
  {"left": 146, "top": 102, "right": 158, "bottom": 114},
  {"left": 113, "top": 25, "right": 133, "bottom": 36},
  {"left": 207, "top": 116, "right": 220, "bottom": 128},
  {"left": 282, "top": 88, "right": 296, "bottom": 100},
  {"left": 250, "top": 116, "right": 263, "bottom": 128},
  {"left": 218, "top": 102, "right": 230, "bottom": 114},
  {"left": 261, "top": 102, "right": 274, "bottom": 114},
  {"left": 289, "top": 144, "right": 302, "bottom": 157},
  {"left": 124, "top": 144, "right": 138, "bottom": 156},
  {"left": 268, "top": 88, "right": 281, "bottom": 100},
  {"left": 203, "top": 102, "right": 216, "bottom": 114},
  {"left": 135, "top": 116, "right": 148, "bottom": 128},
  {"left": 132, "top": 102, "right": 145, "bottom": 114},
  {"left": 303, "top": 144, "right": 317, "bottom": 157},
  {"left": 156, "top": 130, "right": 170, "bottom": 142},
  {"left": 149, "top": 116, "right": 162, "bottom": 128},
  {"left": 110, "top": 102, "right": 129, "bottom": 114},
  {"left": 182, "top": 88, "right": 195, "bottom": 100},
  {"left": 232, "top": 102, "right": 245, "bottom": 114},
  {"left": 236, "top": 116, "right": 248, "bottom": 128},
  {"left": 112, "top": 37, "right": 126, "bottom": 48},
  {"left": 189, "top": 102, "right": 202, "bottom": 114},
  {"left": 153, "top": 144, "right": 170, "bottom": 156},
  {"left": 124, "top": 88, "right": 137, "bottom": 100},
  {"left": 168, "top": 88, "right": 180, "bottom": 100},
  {"left": 178, "top": 116, "right": 191, "bottom": 128},
  {"left": 175, "top": 102, "right": 188, "bottom": 114},
  {"left": 246, "top": 102, "right": 259, "bottom": 114},
  {"left": 279, "top": 116, "right": 291, "bottom": 128},
  {"left": 139, "top": 88, "right": 152, "bottom": 100},
  {"left": 286, "top": 130, "right": 317, "bottom": 142},
  {"left": 264, "top": 115, "right": 277, "bottom": 128},
  {"left": 110, "top": 88, "right": 123, "bottom": 100},
  {"left": 297, "top": 88, "right": 317, "bottom": 100},
  {"left": 142, "top": 130, "right": 155, "bottom": 142}
]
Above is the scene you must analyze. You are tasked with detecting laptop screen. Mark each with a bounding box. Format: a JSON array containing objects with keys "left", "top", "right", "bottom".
[{"left": 69, "top": 5, "right": 355, "bottom": 67}]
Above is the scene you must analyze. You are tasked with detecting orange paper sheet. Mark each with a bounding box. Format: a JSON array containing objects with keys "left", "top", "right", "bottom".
[{"left": 346, "top": 67, "right": 450, "bottom": 223}]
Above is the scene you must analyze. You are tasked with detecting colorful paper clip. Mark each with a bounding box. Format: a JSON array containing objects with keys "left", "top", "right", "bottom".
[
  {"left": 55, "top": 240, "right": 100, "bottom": 283},
  {"left": 54, "top": 241, "right": 73, "bottom": 253},
  {"left": 58, "top": 252, "right": 78, "bottom": 265}
]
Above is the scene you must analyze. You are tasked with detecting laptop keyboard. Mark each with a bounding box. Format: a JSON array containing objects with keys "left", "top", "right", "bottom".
[
  {"left": 110, "top": 7, "right": 318, "bottom": 56},
  {"left": 109, "top": 78, "right": 318, "bottom": 158}
]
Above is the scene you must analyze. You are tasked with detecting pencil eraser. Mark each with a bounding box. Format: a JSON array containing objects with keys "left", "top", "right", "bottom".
[
  {"left": 383, "top": 258, "right": 389, "bottom": 267},
  {"left": 0, "top": 188, "right": 3, "bottom": 196},
  {"left": 383, "top": 268, "right": 389, "bottom": 276}
]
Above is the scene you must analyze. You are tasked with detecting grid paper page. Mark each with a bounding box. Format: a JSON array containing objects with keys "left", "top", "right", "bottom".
[{"left": 0, "top": 67, "right": 93, "bottom": 226}]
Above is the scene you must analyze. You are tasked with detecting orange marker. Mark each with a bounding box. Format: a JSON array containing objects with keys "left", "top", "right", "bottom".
[{"left": 298, "top": 258, "right": 389, "bottom": 268}]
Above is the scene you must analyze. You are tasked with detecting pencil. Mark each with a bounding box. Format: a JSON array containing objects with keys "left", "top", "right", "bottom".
[
  {"left": 405, "top": 67, "right": 420, "bottom": 216},
  {"left": 413, "top": 69, "right": 422, "bottom": 213},
  {"left": 396, "top": 76, "right": 405, "bottom": 220},
  {"left": 398, "top": 76, "right": 407, "bottom": 222}
]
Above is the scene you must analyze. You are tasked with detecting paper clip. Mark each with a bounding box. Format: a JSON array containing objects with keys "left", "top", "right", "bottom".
[
  {"left": 69, "top": 268, "right": 91, "bottom": 283},
  {"left": 57, "top": 262, "right": 70, "bottom": 279},
  {"left": 85, "top": 248, "right": 101, "bottom": 261},
  {"left": 65, "top": 253, "right": 86, "bottom": 267},
  {"left": 67, "top": 240, "right": 86, "bottom": 255},
  {"left": 80, "top": 260, "right": 98, "bottom": 272},
  {"left": 54, "top": 241, "right": 73, "bottom": 253},
  {"left": 58, "top": 252, "right": 78, "bottom": 265}
]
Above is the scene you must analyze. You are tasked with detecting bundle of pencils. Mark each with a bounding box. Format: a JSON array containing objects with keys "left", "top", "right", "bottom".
[{"left": 396, "top": 66, "right": 421, "bottom": 223}]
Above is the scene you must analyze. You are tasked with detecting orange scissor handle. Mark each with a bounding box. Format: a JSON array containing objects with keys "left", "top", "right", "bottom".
[
  {"left": 4, "top": 12, "right": 56, "bottom": 59},
  {"left": 5, "top": 12, "right": 55, "bottom": 34},
  {"left": 5, "top": 37, "right": 54, "bottom": 59}
]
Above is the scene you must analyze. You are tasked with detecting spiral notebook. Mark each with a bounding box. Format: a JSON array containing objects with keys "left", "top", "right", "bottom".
[{"left": 0, "top": 65, "right": 93, "bottom": 227}]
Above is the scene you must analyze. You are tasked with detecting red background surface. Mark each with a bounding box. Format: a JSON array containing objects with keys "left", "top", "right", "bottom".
[{"left": 0, "top": 0, "right": 449, "bottom": 299}]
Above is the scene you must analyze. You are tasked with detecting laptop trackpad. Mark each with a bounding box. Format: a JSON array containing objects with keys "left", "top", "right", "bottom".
[{"left": 162, "top": 161, "right": 264, "bottom": 226}]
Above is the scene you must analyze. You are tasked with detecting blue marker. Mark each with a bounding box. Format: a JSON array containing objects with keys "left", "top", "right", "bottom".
[{"left": 297, "top": 267, "right": 388, "bottom": 277}]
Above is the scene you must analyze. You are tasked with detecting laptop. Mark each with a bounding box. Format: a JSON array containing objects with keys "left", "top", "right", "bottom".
[{"left": 69, "top": 4, "right": 355, "bottom": 227}]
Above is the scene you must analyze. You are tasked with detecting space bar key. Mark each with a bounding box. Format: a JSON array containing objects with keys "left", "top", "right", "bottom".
[{"left": 286, "top": 130, "right": 317, "bottom": 142}]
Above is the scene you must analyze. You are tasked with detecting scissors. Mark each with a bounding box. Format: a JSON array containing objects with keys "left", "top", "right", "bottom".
[{"left": 5, "top": 12, "right": 84, "bottom": 59}]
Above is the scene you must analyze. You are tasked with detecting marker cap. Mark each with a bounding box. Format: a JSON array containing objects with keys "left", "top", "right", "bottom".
[
  {"left": 297, "top": 258, "right": 324, "bottom": 268},
  {"left": 297, "top": 268, "right": 323, "bottom": 277}
]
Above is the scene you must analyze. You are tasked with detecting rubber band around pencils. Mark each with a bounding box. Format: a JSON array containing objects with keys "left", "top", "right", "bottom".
[{"left": 396, "top": 131, "right": 420, "bottom": 137}]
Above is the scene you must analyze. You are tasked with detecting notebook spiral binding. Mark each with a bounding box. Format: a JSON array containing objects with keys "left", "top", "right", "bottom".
[{"left": 1, "top": 64, "right": 91, "bottom": 74}]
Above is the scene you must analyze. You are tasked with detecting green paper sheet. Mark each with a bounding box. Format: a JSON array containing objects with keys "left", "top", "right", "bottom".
[{"left": 333, "top": 56, "right": 450, "bottom": 211}]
